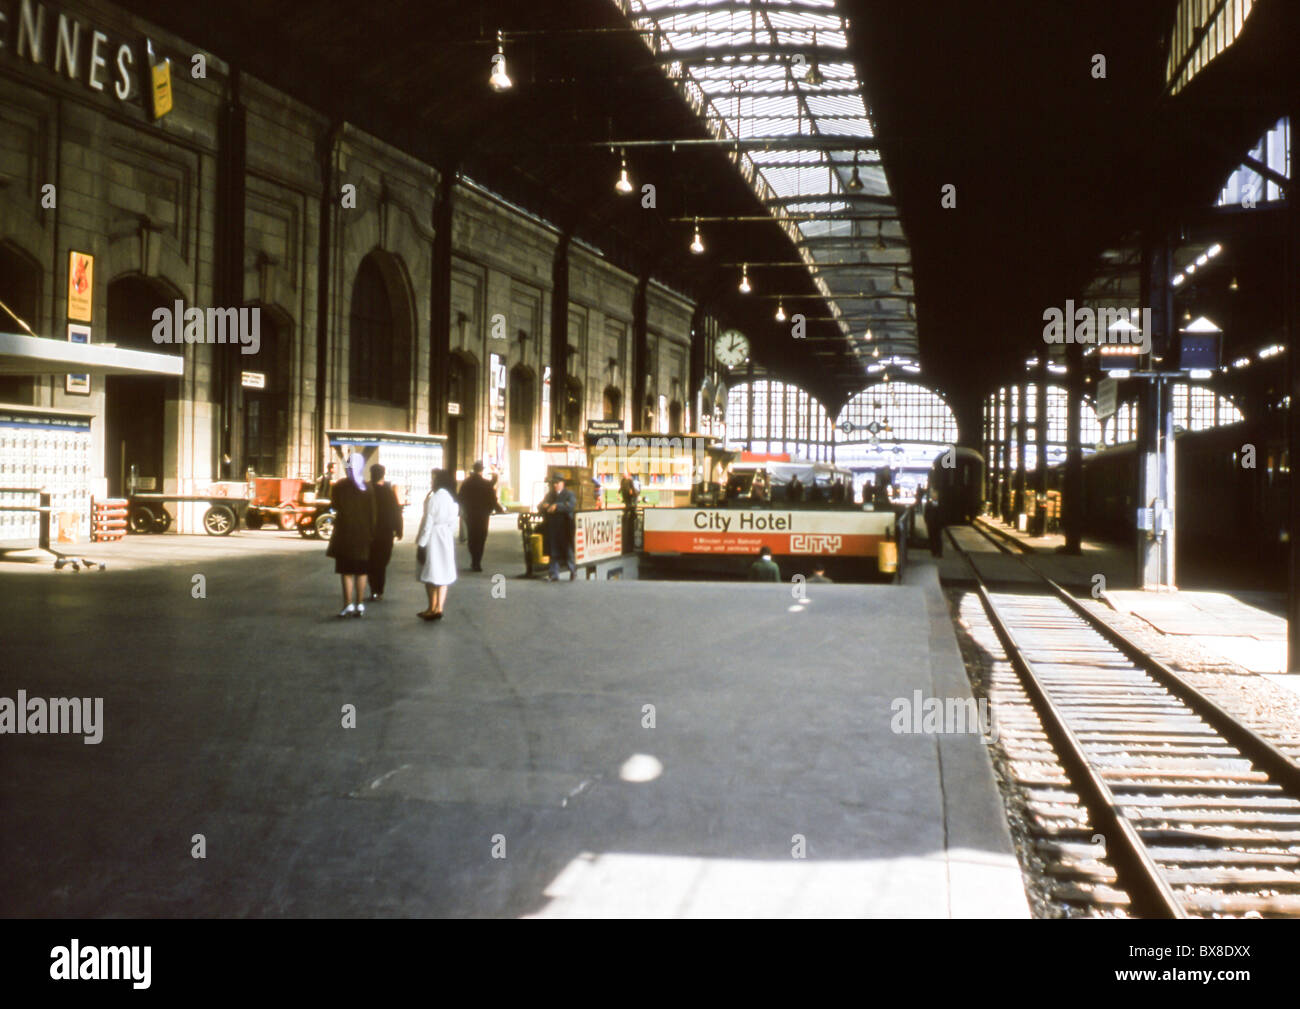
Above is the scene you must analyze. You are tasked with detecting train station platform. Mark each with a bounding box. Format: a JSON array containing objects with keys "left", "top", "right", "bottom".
[
  {"left": 0, "top": 517, "right": 1028, "bottom": 918},
  {"left": 953, "top": 517, "right": 1297, "bottom": 691}
]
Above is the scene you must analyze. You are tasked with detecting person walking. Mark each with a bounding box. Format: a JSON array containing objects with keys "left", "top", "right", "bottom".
[
  {"left": 748, "top": 545, "right": 781, "bottom": 582},
  {"left": 367, "top": 463, "right": 403, "bottom": 600},
  {"left": 541, "top": 473, "right": 577, "bottom": 581},
  {"left": 416, "top": 469, "right": 459, "bottom": 621},
  {"left": 327, "top": 453, "right": 376, "bottom": 618},
  {"left": 457, "top": 460, "right": 499, "bottom": 572}
]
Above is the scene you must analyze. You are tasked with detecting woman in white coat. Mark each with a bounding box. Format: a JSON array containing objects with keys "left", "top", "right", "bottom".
[{"left": 416, "top": 468, "right": 459, "bottom": 621}]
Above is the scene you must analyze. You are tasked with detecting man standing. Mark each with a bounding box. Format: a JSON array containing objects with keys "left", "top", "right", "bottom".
[
  {"left": 748, "top": 546, "right": 781, "bottom": 582},
  {"left": 457, "top": 460, "right": 499, "bottom": 572},
  {"left": 542, "top": 473, "right": 577, "bottom": 582},
  {"left": 367, "top": 464, "right": 402, "bottom": 601}
]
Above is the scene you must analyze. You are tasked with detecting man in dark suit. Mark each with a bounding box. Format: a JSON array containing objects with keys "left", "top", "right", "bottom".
[
  {"left": 457, "top": 460, "right": 500, "bottom": 572},
  {"left": 541, "top": 473, "right": 578, "bottom": 581},
  {"left": 367, "top": 464, "right": 403, "bottom": 600},
  {"left": 748, "top": 546, "right": 781, "bottom": 582}
]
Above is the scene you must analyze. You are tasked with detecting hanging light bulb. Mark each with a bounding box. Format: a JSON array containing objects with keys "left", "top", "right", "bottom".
[
  {"left": 489, "top": 31, "right": 512, "bottom": 92},
  {"left": 739, "top": 263, "right": 751, "bottom": 294},
  {"left": 874, "top": 219, "right": 886, "bottom": 251},
  {"left": 690, "top": 218, "right": 704, "bottom": 255},
  {"left": 872, "top": 347, "right": 880, "bottom": 358},
  {"left": 775, "top": 299, "right": 786, "bottom": 322},
  {"left": 1229, "top": 276, "right": 1239, "bottom": 291},
  {"left": 804, "top": 29, "right": 824, "bottom": 86},
  {"left": 846, "top": 150, "right": 863, "bottom": 192},
  {"left": 614, "top": 149, "right": 633, "bottom": 195},
  {"left": 864, "top": 328, "right": 873, "bottom": 342}
]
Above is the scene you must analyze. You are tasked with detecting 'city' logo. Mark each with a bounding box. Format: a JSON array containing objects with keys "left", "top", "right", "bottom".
[
  {"left": 1042, "top": 301, "right": 1151, "bottom": 355},
  {"left": 151, "top": 302, "right": 261, "bottom": 355}
]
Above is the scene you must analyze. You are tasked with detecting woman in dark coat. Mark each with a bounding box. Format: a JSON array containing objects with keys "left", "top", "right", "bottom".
[{"left": 327, "top": 452, "right": 377, "bottom": 617}]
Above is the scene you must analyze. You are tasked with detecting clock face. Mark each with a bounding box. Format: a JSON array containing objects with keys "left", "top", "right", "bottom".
[{"left": 715, "top": 329, "right": 750, "bottom": 368}]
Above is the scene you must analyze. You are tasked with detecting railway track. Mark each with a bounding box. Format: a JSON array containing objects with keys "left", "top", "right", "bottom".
[{"left": 947, "top": 521, "right": 1300, "bottom": 917}]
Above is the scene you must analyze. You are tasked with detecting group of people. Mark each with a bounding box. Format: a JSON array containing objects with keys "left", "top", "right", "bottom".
[
  {"left": 325, "top": 454, "right": 503, "bottom": 622},
  {"left": 746, "top": 547, "right": 832, "bottom": 584}
]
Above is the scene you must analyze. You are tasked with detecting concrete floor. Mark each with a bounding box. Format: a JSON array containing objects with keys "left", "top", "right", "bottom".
[{"left": 0, "top": 516, "right": 1027, "bottom": 917}]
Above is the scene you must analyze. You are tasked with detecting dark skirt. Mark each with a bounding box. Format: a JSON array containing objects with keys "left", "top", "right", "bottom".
[{"left": 334, "top": 557, "right": 369, "bottom": 575}]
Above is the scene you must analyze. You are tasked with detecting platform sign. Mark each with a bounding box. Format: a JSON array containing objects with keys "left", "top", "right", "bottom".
[
  {"left": 1179, "top": 332, "right": 1220, "bottom": 372},
  {"left": 585, "top": 420, "right": 624, "bottom": 440},
  {"left": 642, "top": 509, "right": 893, "bottom": 557},
  {"left": 1095, "top": 377, "right": 1118, "bottom": 420},
  {"left": 67, "top": 251, "right": 93, "bottom": 322},
  {"left": 574, "top": 510, "right": 622, "bottom": 565}
]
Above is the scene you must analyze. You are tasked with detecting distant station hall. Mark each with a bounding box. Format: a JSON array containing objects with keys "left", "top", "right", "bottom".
[{"left": 3, "top": 0, "right": 1300, "bottom": 924}]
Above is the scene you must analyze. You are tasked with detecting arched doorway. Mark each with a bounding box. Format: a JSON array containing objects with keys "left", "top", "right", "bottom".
[
  {"left": 0, "top": 242, "right": 42, "bottom": 404},
  {"left": 602, "top": 386, "right": 622, "bottom": 423},
  {"left": 348, "top": 250, "right": 414, "bottom": 430},
  {"left": 105, "top": 275, "right": 183, "bottom": 496},
  {"left": 240, "top": 309, "right": 289, "bottom": 477},
  {"left": 447, "top": 351, "right": 478, "bottom": 475},
  {"left": 508, "top": 364, "right": 535, "bottom": 499}
]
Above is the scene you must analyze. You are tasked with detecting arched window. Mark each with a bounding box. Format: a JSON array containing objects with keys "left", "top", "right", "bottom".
[
  {"left": 564, "top": 379, "right": 583, "bottom": 441},
  {"left": 349, "top": 253, "right": 410, "bottom": 407},
  {"left": 602, "top": 386, "right": 622, "bottom": 422},
  {"left": 838, "top": 382, "right": 958, "bottom": 444},
  {"left": 1170, "top": 382, "right": 1245, "bottom": 432},
  {"left": 725, "top": 380, "right": 830, "bottom": 456}
]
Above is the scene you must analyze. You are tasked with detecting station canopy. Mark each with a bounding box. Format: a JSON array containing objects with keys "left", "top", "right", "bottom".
[
  {"left": 621, "top": 0, "right": 916, "bottom": 370},
  {"left": 0, "top": 332, "right": 183, "bottom": 378}
]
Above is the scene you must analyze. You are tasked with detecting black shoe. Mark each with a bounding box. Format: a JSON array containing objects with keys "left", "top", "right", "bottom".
[{"left": 471, "top": 564, "right": 483, "bottom": 572}]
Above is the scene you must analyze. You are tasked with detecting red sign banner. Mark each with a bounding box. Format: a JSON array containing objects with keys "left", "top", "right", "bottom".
[{"left": 643, "top": 509, "right": 894, "bottom": 557}]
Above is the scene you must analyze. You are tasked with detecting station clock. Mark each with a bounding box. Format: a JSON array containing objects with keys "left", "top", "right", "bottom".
[{"left": 714, "top": 329, "right": 750, "bottom": 368}]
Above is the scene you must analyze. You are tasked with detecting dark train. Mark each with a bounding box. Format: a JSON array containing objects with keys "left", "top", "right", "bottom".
[
  {"left": 926, "top": 447, "right": 985, "bottom": 525},
  {"left": 1076, "top": 419, "right": 1288, "bottom": 585}
]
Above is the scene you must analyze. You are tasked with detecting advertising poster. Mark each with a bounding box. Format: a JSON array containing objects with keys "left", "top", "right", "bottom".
[{"left": 67, "top": 251, "right": 94, "bottom": 322}]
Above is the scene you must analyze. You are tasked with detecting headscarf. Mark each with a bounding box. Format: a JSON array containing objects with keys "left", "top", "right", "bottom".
[{"left": 346, "top": 452, "right": 367, "bottom": 492}]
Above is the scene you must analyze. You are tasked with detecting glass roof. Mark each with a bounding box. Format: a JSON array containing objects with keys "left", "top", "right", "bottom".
[{"left": 615, "top": 0, "right": 917, "bottom": 368}]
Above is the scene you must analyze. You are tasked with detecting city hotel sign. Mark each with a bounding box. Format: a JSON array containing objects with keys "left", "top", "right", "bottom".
[{"left": 0, "top": 0, "right": 146, "bottom": 107}]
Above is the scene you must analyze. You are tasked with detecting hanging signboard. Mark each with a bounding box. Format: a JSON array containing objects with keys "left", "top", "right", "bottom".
[{"left": 1095, "top": 377, "right": 1118, "bottom": 420}]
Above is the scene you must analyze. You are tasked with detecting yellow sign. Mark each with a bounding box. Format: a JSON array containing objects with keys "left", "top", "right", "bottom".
[
  {"left": 151, "top": 61, "right": 173, "bottom": 119},
  {"left": 67, "top": 251, "right": 94, "bottom": 322}
]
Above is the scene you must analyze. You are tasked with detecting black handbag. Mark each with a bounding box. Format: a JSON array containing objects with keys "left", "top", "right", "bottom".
[{"left": 416, "top": 545, "right": 427, "bottom": 566}]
